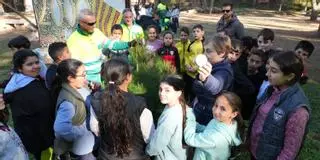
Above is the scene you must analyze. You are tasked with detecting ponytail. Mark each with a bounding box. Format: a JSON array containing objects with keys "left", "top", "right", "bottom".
[
  {"left": 179, "top": 93, "right": 188, "bottom": 148},
  {"left": 99, "top": 58, "right": 133, "bottom": 157}
]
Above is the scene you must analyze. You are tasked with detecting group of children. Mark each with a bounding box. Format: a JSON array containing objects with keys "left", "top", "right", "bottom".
[{"left": 0, "top": 12, "right": 316, "bottom": 160}]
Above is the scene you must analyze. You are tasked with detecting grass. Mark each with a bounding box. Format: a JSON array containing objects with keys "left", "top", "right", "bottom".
[{"left": 1, "top": 43, "right": 319, "bottom": 159}]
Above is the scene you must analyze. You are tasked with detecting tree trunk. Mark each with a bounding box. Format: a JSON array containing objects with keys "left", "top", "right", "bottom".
[
  {"left": 209, "top": 0, "right": 215, "bottom": 14},
  {"left": 311, "top": 0, "right": 320, "bottom": 21},
  {"left": 278, "top": 0, "right": 285, "bottom": 12}
]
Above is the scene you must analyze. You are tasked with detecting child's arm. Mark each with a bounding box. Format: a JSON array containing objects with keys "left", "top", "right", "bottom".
[
  {"left": 276, "top": 107, "right": 309, "bottom": 160},
  {"left": 54, "top": 101, "right": 87, "bottom": 141},
  {"left": 184, "top": 108, "right": 217, "bottom": 148},
  {"left": 99, "top": 38, "right": 130, "bottom": 50},
  {"left": 198, "top": 63, "right": 232, "bottom": 95}
]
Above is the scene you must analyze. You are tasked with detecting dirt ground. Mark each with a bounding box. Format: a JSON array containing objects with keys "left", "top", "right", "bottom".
[{"left": 1, "top": 9, "right": 319, "bottom": 82}]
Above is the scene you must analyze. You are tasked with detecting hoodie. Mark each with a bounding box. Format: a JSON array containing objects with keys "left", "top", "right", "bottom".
[
  {"left": 3, "top": 73, "right": 55, "bottom": 154},
  {"left": 184, "top": 109, "right": 241, "bottom": 160},
  {"left": 216, "top": 14, "right": 244, "bottom": 40}
]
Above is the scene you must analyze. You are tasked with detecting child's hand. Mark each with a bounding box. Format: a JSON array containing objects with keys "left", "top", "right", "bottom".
[{"left": 198, "top": 62, "right": 212, "bottom": 82}]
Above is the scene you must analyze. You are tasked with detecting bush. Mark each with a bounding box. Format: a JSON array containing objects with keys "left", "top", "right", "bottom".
[{"left": 128, "top": 44, "right": 174, "bottom": 119}]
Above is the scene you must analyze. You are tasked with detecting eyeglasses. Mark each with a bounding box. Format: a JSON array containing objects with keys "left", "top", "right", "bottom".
[
  {"left": 222, "top": 10, "right": 231, "bottom": 13},
  {"left": 81, "top": 21, "right": 96, "bottom": 26}
]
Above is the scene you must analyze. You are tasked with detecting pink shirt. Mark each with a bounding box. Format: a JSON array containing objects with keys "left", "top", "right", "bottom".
[
  {"left": 146, "top": 39, "right": 163, "bottom": 53},
  {"left": 250, "top": 88, "right": 309, "bottom": 160}
]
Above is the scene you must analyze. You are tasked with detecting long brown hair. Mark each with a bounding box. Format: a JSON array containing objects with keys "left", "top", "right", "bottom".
[
  {"left": 160, "top": 75, "right": 187, "bottom": 147},
  {"left": 217, "top": 91, "right": 245, "bottom": 141},
  {"left": 99, "top": 58, "right": 133, "bottom": 157}
]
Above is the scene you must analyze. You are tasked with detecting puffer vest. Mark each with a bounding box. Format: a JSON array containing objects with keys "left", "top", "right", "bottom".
[{"left": 249, "top": 83, "right": 311, "bottom": 160}]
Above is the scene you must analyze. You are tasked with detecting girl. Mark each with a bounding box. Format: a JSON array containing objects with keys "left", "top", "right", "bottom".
[
  {"left": 0, "top": 95, "right": 29, "bottom": 160},
  {"left": 91, "top": 58, "right": 154, "bottom": 160},
  {"left": 192, "top": 35, "right": 233, "bottom": 125},
  {"left": 184, "top": 91, "right": 243, "bottom": 160},
  {"left": 146, "top": 75, "right": 187, "bottom": 160},
  {"left": 157, "top": 31, "right": 180, "bottom": 72},
  {"left": 248, "top": 51, "right": 310, "bottom": 160},
  {"left": 3, "top": 49, "right": 55, "bottom": 160},
  {"left": 146, "top": 25, "right": 162, "bottom": 53},
  {"left": 53, "top": 59, "right": 98, "bottom": 159}
]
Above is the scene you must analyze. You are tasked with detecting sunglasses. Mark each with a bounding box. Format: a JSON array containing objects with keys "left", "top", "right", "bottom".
[
  {"left": 222, "top": 10, "right": 231, "bottom": 13},
  {"left": 82, "top": 21, "right": 96, "bottom": 26}
]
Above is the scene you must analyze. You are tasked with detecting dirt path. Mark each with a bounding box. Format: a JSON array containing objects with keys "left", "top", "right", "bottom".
[{"left": 180, "top": 9, "right": 320, "bottom": 82}]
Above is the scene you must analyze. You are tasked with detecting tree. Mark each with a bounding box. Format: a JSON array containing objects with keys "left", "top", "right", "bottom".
[
  {"left": 311, "top": 0, "right": 320, "bottom": 21},
  {"left": 209, "top": 0, "right": 216, "bottom": 14}
]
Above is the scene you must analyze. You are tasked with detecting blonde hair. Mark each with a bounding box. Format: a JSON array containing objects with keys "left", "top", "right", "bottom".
[{"left": 206, "top": 35, "right": 232, "bottom": 57}]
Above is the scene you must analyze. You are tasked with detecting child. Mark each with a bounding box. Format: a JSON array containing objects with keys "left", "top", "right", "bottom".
[
  {"left": 99, "top": 24, "right": 136, "bottom": 61},
  {"left": 228, "top": 39, "right": 242, "bottom": 63},
  {"left": 157, "top": 31, "right": 180, "bottom": 72},
  {"left": 53, "top": 59, "right": 98, "bottom": 159},
  {"left": 0, "top": 95, "right": 29, "bottom": 160},
  {"left": 183, "top": 24, "right": 205, "bottom": 103},
  {"left": 167, "top": 3, "right": 180, "bottom": 33},
  {"left": 46, "top": 42, "right": 71, "bottom": 89},
  {"left": 294, "top": 40, "right": 315, "bottom": 84},
  {"left": 91, "top": 59, "right": 154, "bottom": 159},
  {"left": 7, "top": 35, "right": 47, "bottom": 79},
  {"left": 3, "top": 50, "right": 55, "bottom": 160},
  {"left": 192, "top": 35, "right": 233, "bottom": 125},
  {"left": 257, "top": 28, "right": 274, "bottom": 53},
  {"left": 157, "top": 0, "right": 170, "bottom": 31},
  {"left": 257, "top": 28, "right": 281, "bottom": 58},
  {"left": 184, "top": 91, "right": 243, "bottom": 160},
  {"left": 146, "top": 75, "right": 187, "bottom": 160},
  {"left": 146, "top": 25, "right": 162, "bottom": 53},
  {"left": 228, "top": 39, "right": 256, "bottom": 111},
  {"left": 237, "top": 36, "right": 258, "bottom": 73},
  {"left": 248, "top": 51, "right": 310, "bottom": 160},
  {"left": 176, "top": 26, "right": 191, "bottom": 73},
  {"left": 185, "top": 24, "right": 205, "bottom": 79},
  {"left": 242, "top": 49, "right": 267, "bottom": 120}
]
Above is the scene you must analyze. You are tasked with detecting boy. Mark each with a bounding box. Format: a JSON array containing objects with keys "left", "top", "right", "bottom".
[
  {"left": 46, "top": 42, "right": 71, "bottom": 89},
  {"left": 184, "top": 24, "right": 205, "bottom": 103},
  {"left": 99, "top": 24, "right": 136, "bottom": 61},
  {"left": 228, "top": 39, "right": 256, "bottom": 114},
  {"left": 294, "top": 40, "right": 315, "bottom": 84},
  {"left": 7, "top": 35, "right": 48, "bottom": 79},
  {"left": 175, "top": 26, "right": 191, "bottom": 73},
  {"left": 257, "top": 28, "right": 281, "bottom": 58},
  {"left": 242, "top": 48, "right": 268, "bottom": 119}
]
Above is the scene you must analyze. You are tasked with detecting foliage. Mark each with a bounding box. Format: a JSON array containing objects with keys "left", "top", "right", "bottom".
[{"left": 128, "top": 44, "right": 174, "bottom": 119}]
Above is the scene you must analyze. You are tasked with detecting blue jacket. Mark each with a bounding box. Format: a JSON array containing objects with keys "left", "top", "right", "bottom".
[
  {"left": 146, "top": 105, "right": 187, "bottom": 160},
  {"left": 184, "top": 109, "right": 241, "bottom": 160},
  {"left": 249, "top": 83, "right": 311, "bottom": 160},
  {"left": 192, "top": 59, "right": 233, "bottom": 125},
  {"left": 54, "top": 87, "right": 98, "bottom": 155}
]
